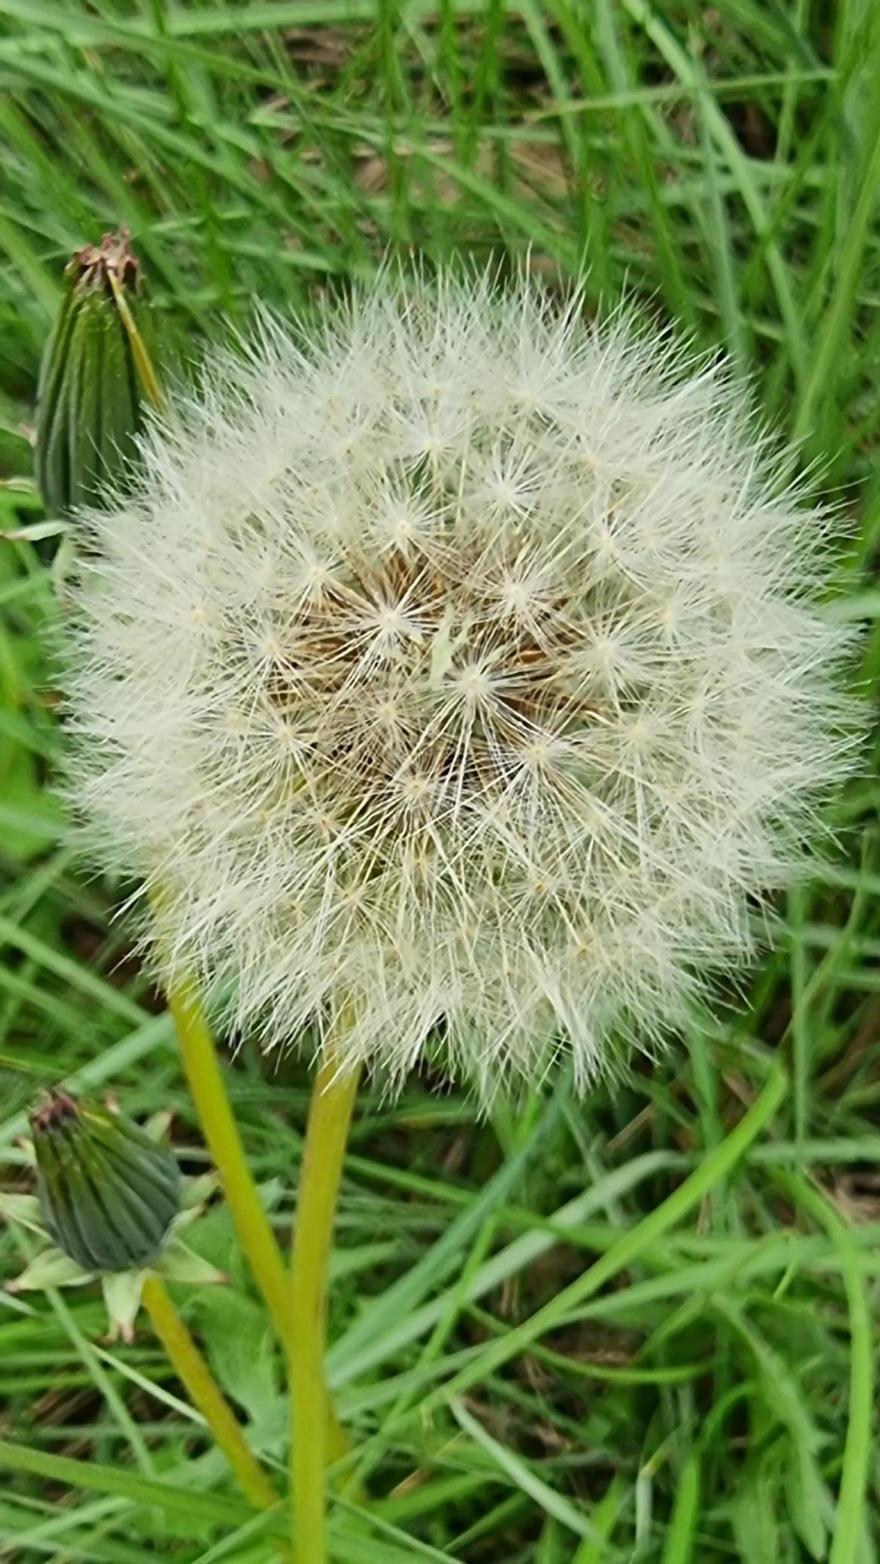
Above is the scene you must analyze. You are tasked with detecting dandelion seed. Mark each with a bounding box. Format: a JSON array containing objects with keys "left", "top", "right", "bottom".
[{"left": 65, "top": 270, "right": 858, "bottom": 1099}]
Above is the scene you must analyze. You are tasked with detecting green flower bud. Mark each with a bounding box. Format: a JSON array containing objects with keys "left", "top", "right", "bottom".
[
  {"left": 35, "top": 229, "right": 149, "bottom": 517},
  {"left": 30, "top": 1092, "right": 180, "bottom": 1274}
]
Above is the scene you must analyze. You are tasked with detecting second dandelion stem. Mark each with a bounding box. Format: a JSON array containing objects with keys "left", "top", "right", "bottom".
[
  {"left": 289, "top": 1041, "right": 361, "bottom": 1564},
  {"left": 142, "top": 1274, "right": 278, "bottom": 1511}
]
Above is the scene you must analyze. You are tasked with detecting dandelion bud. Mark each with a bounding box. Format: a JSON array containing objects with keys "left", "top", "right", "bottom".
[
  {"left": 30, "top": 1091, "right": 180, "bottom": 1274},
  {"left": 35, "top": 229, "right": 148, "bottom": 516}
]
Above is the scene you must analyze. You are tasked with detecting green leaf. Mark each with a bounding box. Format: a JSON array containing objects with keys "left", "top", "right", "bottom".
[
  {"left": 0, "top": 1437, "right": 262, "bottom": 1539},
  {"left": 785, "top": 1436, "right": 829, "bottom": 1561},
  {"left": 662, "top": 1452, "right": 700, "bottom": 1564},
  {"left": 0, "top": 749, "right": 64, "bottom": 859},
  {"left": 730, "top": 1456, "right": 780, "bottom": 1564},
  {"left": 451, "top": 1398, "right": 595, "bottom": 1540},
  {"left": 192, "top": 1286, "right": 280, "bottom": 1430}
]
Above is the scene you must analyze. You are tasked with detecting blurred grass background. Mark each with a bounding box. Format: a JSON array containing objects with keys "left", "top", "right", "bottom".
[{"left": 0, "top": 1, "right": 879, "bottom": 1560}]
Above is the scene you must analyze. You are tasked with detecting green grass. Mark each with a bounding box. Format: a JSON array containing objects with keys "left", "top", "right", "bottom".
[{"left": 0, "top": 1, "right": 879, "bottom": 1559}]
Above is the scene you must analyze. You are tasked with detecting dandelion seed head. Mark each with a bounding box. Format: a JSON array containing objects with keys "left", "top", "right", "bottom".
[{"left": 65, "top": 271, "right": 858, "bottom": 1099}]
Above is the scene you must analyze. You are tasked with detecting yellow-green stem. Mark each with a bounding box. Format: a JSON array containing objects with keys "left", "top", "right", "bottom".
[
  {"left": 166, "top": 971, "right": 293, "bottom": 1345},
  {"left": 289, "top": 1042, "right": 361, "bottom": 1564},
  {"left": 161, "top": 959, "right": 350, "bottom": 1465},
  {"left": 141, "top": 1274, "right": 278, "bottom": 1511}
]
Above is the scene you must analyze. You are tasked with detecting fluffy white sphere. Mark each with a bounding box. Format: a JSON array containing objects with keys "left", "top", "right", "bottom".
[{"left": 66, "top": 272, "right": 856, "bottom": 1097}]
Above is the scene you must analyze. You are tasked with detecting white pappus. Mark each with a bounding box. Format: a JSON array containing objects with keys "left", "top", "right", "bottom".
[{"left": 64, "top": 270, "right": 859, "bottom": 1099}]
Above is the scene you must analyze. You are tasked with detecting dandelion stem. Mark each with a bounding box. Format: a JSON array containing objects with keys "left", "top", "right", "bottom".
[
  {"left": 164, "top": 971, "right": 293, "bottom": 1347},
  {"left": 163, "top": 965, "right": 352, "bottom": 1471},
  {"left": 141, "top": 1273, "right": 279, "bottom": 1511},
  {"left": 289, "top": 1038, "right": 361, "bottom": 1564}
]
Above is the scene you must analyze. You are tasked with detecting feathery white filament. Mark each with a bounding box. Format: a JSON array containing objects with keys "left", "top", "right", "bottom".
[{"left": 65, "top": 272, "right": 856, "bottom": 1097}]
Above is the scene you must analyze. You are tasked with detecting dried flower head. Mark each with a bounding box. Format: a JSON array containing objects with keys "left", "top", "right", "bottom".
[{"left": 65, "top": 272, "right": 856, "bottom": 1097}]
